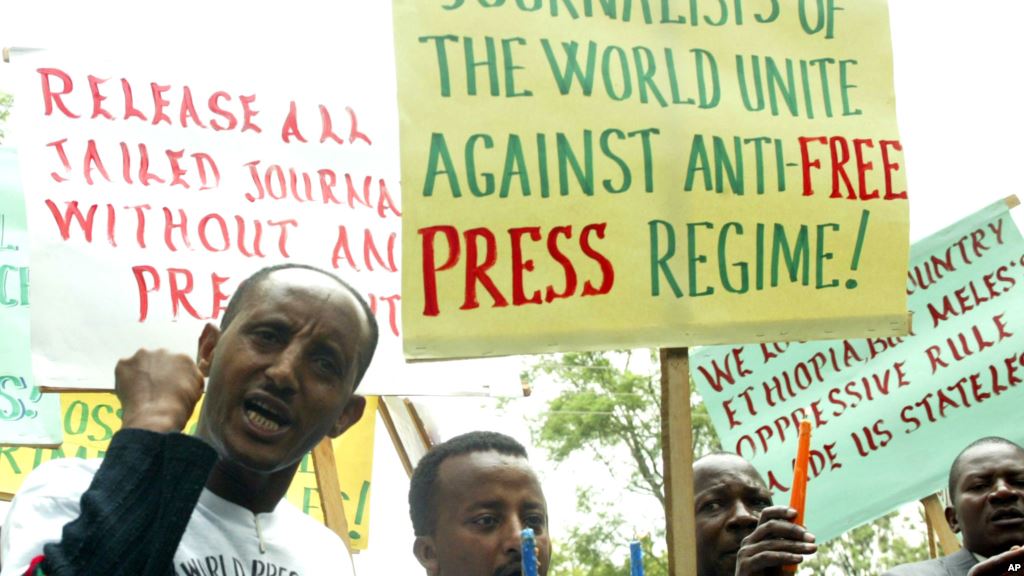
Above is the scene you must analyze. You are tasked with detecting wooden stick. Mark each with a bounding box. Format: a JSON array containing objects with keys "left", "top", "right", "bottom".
[
  {"left": 921, "top": 494, "right": 960, "bottom": 556},
  {"left": 404, "top": 398, "right": 435, "bottom": 450},
  {"left": 378, "top": 399, "right": 415, "bottom": 477},
  {"left": 1006, "top": 194, "right": 1020, "bottom": 209},
  {"left": 660, "top": 347, "right": 697, "bottom": 576},
  {"left": 923, "top": 500, "right": 937, "bottom": 559},
  {"left": 311, "top": 437, "right": 353, "bottom": 552}
]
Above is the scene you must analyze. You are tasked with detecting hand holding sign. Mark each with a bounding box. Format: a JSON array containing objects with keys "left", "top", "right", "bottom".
[
  {"left": 115, "top": 345, "right": 205, "bottom": 433},
  {"left": 734, "top": 506, "right": 817, "bottom": 576}
]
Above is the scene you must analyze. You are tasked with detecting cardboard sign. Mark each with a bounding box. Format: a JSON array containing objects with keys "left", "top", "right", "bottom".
[
  {"left": 0, "top": 148, "right": 60, "bottom": 445},
  {"left": 394, "top": 0, "right": 910, "bottom": 359},
  {"left": 10, "top": 49, "right": 518, "bottom": 395},
  {"left": 691, "top": 199, "right": 1024, "bottom": 542},
  {"left": 0, "top": 393, "right": 378, "bottom": 550}
]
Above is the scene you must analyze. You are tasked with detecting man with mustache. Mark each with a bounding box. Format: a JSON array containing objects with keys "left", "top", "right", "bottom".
[
  {"left": 1, "top": 264, "right": 377, "bottom": 576},
  {"left": 694, "top": 452, "right": 818, "bottom": 576},
  {"left": 883, "top": 437, "right": 1024, "bottom": 576},
  {"left": 409, "top": 431, "right": 551, "bottom": 576}
]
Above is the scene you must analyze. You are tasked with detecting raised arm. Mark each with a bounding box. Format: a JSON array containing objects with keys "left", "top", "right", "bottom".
[{"left": 1, "top": 349, "right": 216, "bottom": 576}]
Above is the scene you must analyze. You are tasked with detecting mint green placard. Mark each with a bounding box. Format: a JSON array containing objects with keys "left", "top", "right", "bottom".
[
  {"left": 692, "top": 199, "right": 1024, "bottom": 542},
  {"left": 0, "top": 147, "right": 61, "bottom": 446}
]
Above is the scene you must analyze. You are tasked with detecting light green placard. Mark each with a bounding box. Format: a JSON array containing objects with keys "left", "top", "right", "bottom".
[
  {"left": 692, "top": 199, "right": 1024, "bottom": 542},
  {"left": 0, "top": 147, "right": 61, "bottom": 446}
]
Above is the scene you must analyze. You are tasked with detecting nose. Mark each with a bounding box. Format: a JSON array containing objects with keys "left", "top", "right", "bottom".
[
  {"left": 725, "top": 501, "right": 759, "bottom": 532},
  {"left": 265, "top": 342, "right": 302, "bottom": 394},
  {"left": 503, "top": 517, "right": 525, "bottom": 557},
  {"left": 990, "top": 477, "right": 1020, "bottom": 502}
]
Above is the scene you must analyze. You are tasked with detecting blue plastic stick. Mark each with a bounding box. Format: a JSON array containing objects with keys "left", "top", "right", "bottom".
[
  {"left": 522, "top": 528, "right": 539, "bottom": 576},
  {"left": 630, "top": 540, "right": 644, "bottom": 576}
]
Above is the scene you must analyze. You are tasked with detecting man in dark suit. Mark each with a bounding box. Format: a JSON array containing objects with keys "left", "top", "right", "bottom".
[{"left": 883, "top": 437, "right": 1024, "bottom": 576}]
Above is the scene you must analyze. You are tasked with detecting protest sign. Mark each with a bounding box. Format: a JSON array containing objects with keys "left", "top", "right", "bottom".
[
  {"left": 394, "top": 0, "right": 911, "bottom": 360},
  {"left": 0, "top": 393, "right": 379, "bottom": 550},
  {"left": 9, "top": 47, "right": 518, "bottom": 394},
  {"left": 0, "top": 147, "right": 60, "bottom": 446},
  {"left": 691, "top": 198, "right": 1024, "bottom": 542}
]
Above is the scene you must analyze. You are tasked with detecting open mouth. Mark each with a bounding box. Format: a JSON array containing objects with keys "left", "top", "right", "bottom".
[
  {"left": 989, "top": 507, "right": 1024, "bottom": 526},
  {"left": 243, "top": 398, "right": 291, "bottom": 434}
]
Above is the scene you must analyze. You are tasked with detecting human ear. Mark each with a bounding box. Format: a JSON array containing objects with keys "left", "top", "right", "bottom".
[
  {"left": 945, "top": 505, "right": 960, "bottom": 533},
  {"left": 413, "top": 536, "right": 440, "bottom": 575},
  {"left": 329, "top": 395, "right": 367, "bottom": 438},
  {"left": 197, "top": 324, "right": 220, "bottom": 376}
]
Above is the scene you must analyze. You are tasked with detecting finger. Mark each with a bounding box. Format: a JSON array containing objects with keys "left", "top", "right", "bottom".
[
  {"left": 742, "top": 538, "right": 818, "bottom": 557},
  {"left": 743, "top": 519, "right": 815, "bottom": 546},
  {"left": 757, "top": 505, "right": 798, "bottom": 523},
  {"left": 744, "top": 550, "right": 813, "bottom": 573}
]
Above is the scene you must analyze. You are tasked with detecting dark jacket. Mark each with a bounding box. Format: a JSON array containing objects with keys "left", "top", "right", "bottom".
[{"left": 882, "top": 548, "right": 978, "bottom": 576}]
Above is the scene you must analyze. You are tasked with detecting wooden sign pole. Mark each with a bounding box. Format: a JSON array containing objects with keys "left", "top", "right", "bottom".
[
  {"left": 920, "top": 493, "right": 960, "bottom": 556},
  {"left": 311, "top": 437, "right": 353, "bottom": 552},
  {"left": 923, "top": 502, "right": 938, "bottom": 559},
  {"left": 404, "top": 398, "right": 435, "bottom": 449},
  {"left": 660, "top": 347, "right": 698, "bottom": 576},
  {"left": 378, "top": 398, "right": 416, "bottom": 477}
]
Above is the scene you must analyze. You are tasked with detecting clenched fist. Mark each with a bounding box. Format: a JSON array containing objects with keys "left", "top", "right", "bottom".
[
  {"left": 115, "top": 349, "right": 205, "bottom": 433},
  {"left": 735, "top": 506, "right": 817, "bottom": 576}
]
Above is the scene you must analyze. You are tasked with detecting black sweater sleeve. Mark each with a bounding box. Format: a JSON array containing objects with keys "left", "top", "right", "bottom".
[{"left": 40, "top": 428, "right": 218, "bottom": 576}]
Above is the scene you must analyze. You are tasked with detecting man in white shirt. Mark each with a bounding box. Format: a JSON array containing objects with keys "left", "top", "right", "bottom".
[{"left": 1, "top": 264, "right": 377, "bottom": 576}]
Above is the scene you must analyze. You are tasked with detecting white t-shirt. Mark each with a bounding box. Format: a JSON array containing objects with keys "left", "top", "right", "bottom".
[{"left": 1, "top": 458, "right": 355, "bottom": 576}]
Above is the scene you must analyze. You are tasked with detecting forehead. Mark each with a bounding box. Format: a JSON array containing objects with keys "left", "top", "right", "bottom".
[
  {"left": 956, "top": 443, "right": 1024, "bottom": 481},
  {"left": 240, "top": 270, "right": 369, "bottom": 336},
  {"left": 694, "top": 455, "right": 768, "bottom": 495},
  {"left": 435, "top": 451, "right": 546, "bottom": 510}
]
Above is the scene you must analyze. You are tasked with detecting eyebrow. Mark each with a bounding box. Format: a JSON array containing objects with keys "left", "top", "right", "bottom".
[
  {"left": 311, "top": 339, "right": 344, "bottom": 359},
  {"left": 696, "top": 483, "right": 770, "bottom": 499},
  {"left": 465, "top": 499, "right": 546, "bottom": 512},
  {"left": 695, "top": 485, "right": 725, "bottom": 497},
  {"left": 466, "top": 499, "right": 506, "bottom": 511},
  {"left": 963, "top": 467, "right": 1024, "bottom": 481}
]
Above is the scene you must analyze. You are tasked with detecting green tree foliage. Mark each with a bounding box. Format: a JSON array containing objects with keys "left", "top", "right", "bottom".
[
  {"left": 526, "top": 350, "right": 719, "bottom": 575},
  {"left": 527, "top": 349, "right": 930, "bottom": 575},
  {"left": 0, "top": 92, "right": 12, "bottom": 144}
]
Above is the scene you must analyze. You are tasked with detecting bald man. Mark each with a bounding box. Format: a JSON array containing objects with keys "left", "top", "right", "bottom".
[{"left": 694, "top": 452, "right": 818, "bottom": 576}]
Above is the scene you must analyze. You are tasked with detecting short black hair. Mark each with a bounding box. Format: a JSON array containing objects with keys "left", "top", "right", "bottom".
[
  {"left": 948, "top": 436, "right": 1024, "bottom": 502},
  {"left": 220, "top": 263, "right": 379, "bottom": 388},
  {"left": 408, "top": 431, "right": 529, "bottom": 536}
]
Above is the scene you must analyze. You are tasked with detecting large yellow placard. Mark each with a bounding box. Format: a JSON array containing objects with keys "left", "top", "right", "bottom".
[
  {"left": 0, "top": 394, "right": 377, "bottom": 550},
  {"left": 395, "top": 0, "right": 910, "bottom": 359}
]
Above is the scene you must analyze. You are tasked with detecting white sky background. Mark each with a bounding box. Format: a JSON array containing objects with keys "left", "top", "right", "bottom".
[{"left": 2, "top": 1, "right": 1024, "bottom": 574}]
